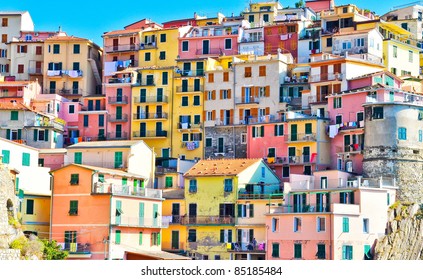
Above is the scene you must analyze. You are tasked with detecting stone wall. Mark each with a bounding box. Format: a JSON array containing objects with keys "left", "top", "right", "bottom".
[
  {"left": 205, "top": 126, "right": 247, "bottom": 159},
  {"left": 375, "top": 203, "right": 423, "bottom": 260},
  {"left": 363, "top": 146, "right": 423, "bottom": 203},
  {"left": 0, "top": 249, "right": 20, "bottom": 260}
]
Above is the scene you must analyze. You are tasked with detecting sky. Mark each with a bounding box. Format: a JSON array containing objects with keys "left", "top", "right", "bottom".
[{"left": 0, "top": 0, "right": 415, "bottom": 46}]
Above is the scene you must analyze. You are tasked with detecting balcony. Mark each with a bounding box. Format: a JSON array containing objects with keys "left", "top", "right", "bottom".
[
  {"left": 283, "top": 75, "right": 309, "bottom": 84},
  {"left": 269, "top": 203, "right": 331, "bottom": 214},
  {"left": 235, "top": 96, "right": 260, "bottom": 105},
  {"left": 249, "top": 114, "right": 283, "bottom": 124},
  {"left": 280, "top": 96, "right": 302, "bottom": 106},
  {"left": 336, "top": 145, "right": 363, "bottom": 154},
  {"left": 0, "top": 91, "right": 23, "bottom": 98},
  {"left": 265, "top": 156, "right": 288, "bottom": 165},
  {"left": 240, "top": 36, "right": 264, "bottom": 43},
  {"left": 180, "top": 216, "right": 235, "bottom": 226},
  {"left": 108, "top": 114, "right": 128, "bottom": 122},
  {"left": 176, "top": 85, "right": 204, "bottom": 93},
  {"left": 162, "top": 241, "right": 185, "bottom": 251},
  {"left": 175, "top": 69, "right": 205, "bottom": 77},
  {"left": 288, "top": 155, "right": 316, "bottom": 165},
  {"left": 155, "top": 166, "right": 177, "bottom": 175},
  {"left": 215, "top": 118, "right": 234, "bottom": 126},
  {"left": 136, "top": 79, "right": 156, "bottom": 87},
  {"left": 286, "top": 133, "right": 317, "bottom": 143},
  {"left": 107, "top": 132, "right": 129, "bottom": 140},
  {"left": 46, "top": 70, "right": 83, "bottom": 78},
  {"left": 178, "top": 122, "right": 202, "bottom": 131},
  {"left": 28, "top": 68, "right": 42, "bottom": 75},
  {"left": 108, "top": 96, "right": 129, "bottom": 104},
  {"left": 195, "top": 48, "right": 224, "bottom": 56},
  {"left": 81, "top": 105, "right": 106, "bottom": 111},
  {"left": 238, "top": 192, "right": 283, "bottom": 200},
  {"left": 108, "top": 77, "right": 133, "bottom": 84},
  {"left": 61, "top": 243, "right": 91, "bottom": 257},
  {"left": 93, "top": 183, "right": 162, "bottom": 198},
  {"left": 227, "top": 241, "right": 266, "bottom": 253},
  {"left": 133, "top": 130, "right": 168, "bottom": 138},
  {"left": 134, "top": 95, "right": 168, "bottom": 103},
  {"left": 309, "top": 73, "right": 343, "bottom": 83},
  {"left": 104, "top": 44, "right": 140, "bottom": 53},
  {"left": 44, "top": 88, "right": 83, "bottom": 96},
  {"left": 113, "top": 217, "right": 168, "bottom": 228},
  {"left": 133, "top": 112, "right": 168, "bottom": 120},
  {"left": 140, "top": 42, "right": 157, "bottom": 49},
  {"left": 25, "top": 118, "right": 65, "bottom": 132}
]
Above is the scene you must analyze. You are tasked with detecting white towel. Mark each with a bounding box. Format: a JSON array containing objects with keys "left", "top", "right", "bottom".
[
  {"left": 329, "top": 125, "right": 339, "bottom": 138},
  {"left": 104, "top": 61, "right": 117, "bottom": 76},
  {"left": 280, "top": 34, "right": 288, "bottom": 41},
  {"left": 68, "top": 70, "right": 79, "bottom": 78}
]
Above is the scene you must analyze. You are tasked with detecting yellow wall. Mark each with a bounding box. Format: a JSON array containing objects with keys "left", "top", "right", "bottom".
[
  {"left": 162, "top": 198, "right": 187, "bottom": 251},
  {"left": 21, "top": 196, "right": 51, "bottom": 239}
]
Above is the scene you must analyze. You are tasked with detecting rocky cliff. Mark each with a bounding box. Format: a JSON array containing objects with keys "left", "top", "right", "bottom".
[{"left": 375, "top": 202, "right": 423, "bottom": 260}]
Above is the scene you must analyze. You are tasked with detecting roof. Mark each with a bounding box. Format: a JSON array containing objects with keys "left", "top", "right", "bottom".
[
  {"left": 348, "top": 70, "right": 402, "bottom": 82},
  {"left": 0, "top": 137, "right": 39, "bottom": 151},
  {"left": 0, "top": 11, "right": 28, "bottom": 15},
  {"left": 332, "top": 28, "right": 375, "bottom": 36},
  {"left": 124, "top": 249, "right": 191, "bottom": 260},
  {"left": 66, "top": 140, "right": 143, "bottom": 149},
  {"left": 0, "top": 81, "right": 33, "bottom": 87},
  {"left": 102, "top": 29, "right": 142, "bottom": 37},
  {"left": 0, "top": 102, "right": 29, "bottom": 111},
  {"left": 184, "top": 158, "right": 262, "bottom": 177},
  {"left": 50, "top": 163, "right": 146, "bottom": 179},
  {"left": 162, "top": 188, "right": 185, "bottom": 199},
  {"left": 39, "top": 148, "right": 67, "bottom": 154},
  {"left": 45, "top": 35, "right": 88, "bottom": 41}
]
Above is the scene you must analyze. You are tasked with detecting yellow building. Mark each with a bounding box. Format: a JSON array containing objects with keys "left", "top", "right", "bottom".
[
  {"left": 21, "top": 194, "right": 51, "bottom": 239},
  {"left": 183, "top": 158, "right": 281, "bottom": 260},
  {"left": 43, "top": 34, "right": 102, "bottom": 100},
  {"left": 242, "top": 1, "right": 282, "bottom": 27}
]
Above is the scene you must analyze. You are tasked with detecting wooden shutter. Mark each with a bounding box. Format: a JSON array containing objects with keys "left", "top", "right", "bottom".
[
  {"left": 239, "top": 109, "right": 244, "bottom": 122},
  {"left": 251, "top": 108, "right": 258, "bottom": 118},
  {"left": 266, "top": 86, "right": 270, "bottom": 97},
  {"left": 220, "top": 90, "right": 223, "bottom": 99},
  {"left": 228, "top": 89, "right": 232, "bottom": 99},
  {"left": 230, "top": 109, "right": 233, "bottom": 123},
  {"left": 212, "top": 110, "right": 216, "bottom": 120},
  {"left": 203, "top": 111, "right": 207, "bottom": 121},
  {"left": 204, "top": 91, "right": 208, "bottom": 101},
  {"left": 33, "top": 129, "right": 38, "bottom": 141},
  {"left": 265, "top": 107, "right": 270, "bottom": 115},
  {"left": 242, "top": 87, "right": 245, "bottom": 100},
  {"left": 220, "top": 110, "right": 224, "bottom": 122},
  {"left": 212, "top": 90, "right": 216, "bottom": 100}
]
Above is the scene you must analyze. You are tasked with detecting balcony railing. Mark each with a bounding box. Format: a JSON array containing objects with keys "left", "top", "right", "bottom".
[
  {"left": 28, "top": 68, "right": 42, "bottom": 74},
  {"left": 108, "top": 114, "right": 128, "bottom": 122},
  {"left": 175, "top": 69, "right": 205, "bottom": 77},
  {"left": 81, "top": 105, "right": 106, "bottom": 111},
  {"left": 155, "top": 166, "right": 177, "bottom": 174},
  {"left": 270, "top": 203, "right": 331, "bottom": 214},
  {"left": 335, "top": 145, "right": 363, "bottom": 154},
  {"left": 108, "top": 96, "right": 129, "bottom": 104},
  {"left": 136, "top": 79, "right": 156, "bottom": 86},
  {"left": 178, "top": 122, "right": 202, "bottom": 130},
  {"left": 106, "top": 132, "right": 128, "bottom": 140},
  {"left": 108, "top": 77, "right": 132, "bottom": 84},
  {"left": 215, "top": 118, "right": 234, "bottom": 126},
  {"left": 238, "top": 192, "right": 283, "bottom": 200},
  {"left": 60, "top": 243, "right": 91, "bottom": 255},
  {"left": 195, "top": 48, "right": 224, "bottom": 56},
  {"left": 180, "top": 216, "right": 235, "bottom": 225},
  {"left": 235, "top": 97, "right": 260, "bottom": 104},
  {"left": 133, "top": 130, "right": 168, "bottom": 138},
  {"left": 162, "top": 241, "right": 185, "bottom": 250},
  {"left": 104, "top": 44, "right": 140, "bottom": 53},
  {"left": 133, "top": 112, "right": 168, "bottom": 120},
  {"left": 44, "top": 88, "right": 83, "bottom": 95},
  {"left": 0, "top": 91, "right": 23, "bottom": 98},
  {"left": 93, "top": 183, "right": 162, "bottom": 199},
  {"left": 134, "top": 95, "right": 168, "bottom": 103},
  {"left": 227, "top": 241, "right": 266, "bottom": 252},
  {"left": 176, "top": 86, "right": 204, "bottom": 93},
  {"left": 288, "top": 155, "right": 316, "bottom": 164},
  {"left": 140, "top": 42, "right": 157, "bottom": 49},
  {"left": 309, "top": 73, "right": 343, "bottom": 83},
  {"left": 112, "top": 217, "right": 168, "bottom": 228},
  {"left": 286, "top": 133, "right": 317, "bottom": 142}
]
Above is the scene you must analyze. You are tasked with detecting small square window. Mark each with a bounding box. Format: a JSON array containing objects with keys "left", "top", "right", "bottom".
[{"left": 70, "top": 174, "right": 79, "bottom": 185}]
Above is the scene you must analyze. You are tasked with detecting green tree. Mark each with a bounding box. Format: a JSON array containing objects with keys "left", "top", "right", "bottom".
[
  {"left": 295, "top": 0, "right": 305, "bottom": 8},
  {"left": 42, "top": 239, "right": 68, "bottom": 260}
]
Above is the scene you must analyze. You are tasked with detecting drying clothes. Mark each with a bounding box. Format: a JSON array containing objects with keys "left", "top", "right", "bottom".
[
  {"left": 104, "top": 61, "right": 118, "bottom": 76},
  {"left": 280, "top": 34, "right": 288, "bottom": 41},
  {"left": 329, "top": 125, "right": 339, "bottom": 138}
]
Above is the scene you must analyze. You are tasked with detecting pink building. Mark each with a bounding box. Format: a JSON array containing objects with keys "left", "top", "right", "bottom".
[
  {"left": 266, "top": 170, "right": 396, "bottom": 260},
  {"left": 39, "top": 148, "right": 66, "bottom": 170},
  {"left": 77, "top": 96, "right": 107, "bottom": 142},
  {"left": 326, "top": 71, "right": 402, "bottom": 174},
  {"left": 263, "top": 24, "right": 299, "bottom": 60}
]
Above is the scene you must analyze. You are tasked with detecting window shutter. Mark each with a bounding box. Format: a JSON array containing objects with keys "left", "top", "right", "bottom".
[
  {"left": 228, "top": 89, "right": 232, "bottom": 99},
  {"left": 33, "top": 129, "right": 38, "bottom": 141},
  {"left": 242, "top": 87, "right": 245, "bottom": 100},
  {"left": 249, "top": 204, "right": 254, "bottom": 217},
  {"left": 212, "top": 110, "right": 216, "bottom": 120},
  {"left": 220, "top": 110, "right": 224, "bottom": 122},
  {"left": 17, "top": 129, "right": 22, "bottom": 140},
  {"left": 252, "top": 126, "right": 256, "bottom": 138},
  {"left": 274, "top": 125, "right": 278, "bottom": 136},
  {"left": 249, "top": 229, "right": 254, "bottom": 241},
  {"left": 237, "top": 204, "right": 242, "bottom": 217},
  {"left": 260, "top": 126, "right": 264, "bottom": 137},
  {"left": 204, "top": 91, "right": 208, "bottom": 101},
  {"left": 157, "top": 232, "right": 161, "bottom": 245},
  {"left": 45, "top": 129, "right": 49, "bottom": 141},
  {"left": 220, "top": 229, "right": 225, "bottom": 243},
  {"left": 265, "top": 107, "right": 270, "bottom": 115},
  {"left": 212, "top": 90, "right": 216, "bottom": 100},
  {"left": 220, "top": 90, "right": 223, "bottom": 99},
  {"left": 6, "top": 129, "right": 10, "bottom": 140},
  {"left": 203, "top": 111, "right": 207, "bottom": 121},
  {"left": 228, "top": 230, "right": 232, "bottom": 243},
  {"left": 266, "top": 86, "right": 270, "bottom": 97},
  {"left": 237, "top": 229, "right": 242, "bottom": 243}
]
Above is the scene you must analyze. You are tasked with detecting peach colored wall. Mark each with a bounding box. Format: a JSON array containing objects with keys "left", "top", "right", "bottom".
[
  {"left": 306, "top": 1, "right": 332, "bottom": 13},
  {"left": 39, "top": 153, "right": 65, "bottom": 170}
]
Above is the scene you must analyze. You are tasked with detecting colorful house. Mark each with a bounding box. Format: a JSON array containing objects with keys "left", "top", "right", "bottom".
[
  {"left": 50, "top": 163, "right": 168, "bottom": 259},
  {"left": 266, "top": 170, "right": 397, "bottom": 260},
  {"left": 183, "top": 158, "right": 281, "bottom": 260},
  {"left": 77, "top": 95, "right": 107, "bottom": 142}
]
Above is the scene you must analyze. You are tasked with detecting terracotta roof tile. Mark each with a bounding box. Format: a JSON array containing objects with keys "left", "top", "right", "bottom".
[
  {"left": 0, "top": 102, "right": 29, "bottom": 110},
  {"left": 184, "top": 158, "right": 262, "bottom": 177}
]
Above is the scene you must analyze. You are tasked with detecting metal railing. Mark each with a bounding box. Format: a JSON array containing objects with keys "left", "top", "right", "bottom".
[
  {"left": 108, "top": 77, "right": 132, "bottom": 84},
  {"left": 140, "top": 42, "right": 157, "bottom": 49},
  {"left": 195, "top": 48, "right": 223, "bottom": 55},
  {"left": 176, "top": 86, "right": 204, "bottom": 93},
  {"left": 175, "top": 69, "right": 205, "bottom": 77},
  {"left": 309, "top": 73, "right": 343, "bottom": 83},
  {"left": 106, "top": 132, "right": 128, "bottom": 140},
  {"left": 104, "top": 44, "right": 140, "bottom": 53},
  {"left": 271, "top": 203, "right": 331, "bottom": 214},
  {"left": 286, "top": 133, "right": 317, "bottom": 142},
  {"left": 61, "top": 243, "right": 91, "bottom": 254},
  {"left": 288, "top": 155, "right": 315, "bottom": 164},
  {"left": 108, "top": 114, "right": 128, "bottom": 122},
  {"left": 336, "top": 145, "right": 363, "bottom": 154},
  {"left": 238, "top": 192, "right": 283, "bottom": 200},
  {"left": 133, "top": 130, "right": 168, "bottom": 138},
  {"left": 112, "top": 217, "right": 168, "bottom": 228},
  {"left": 136, "top": 79, "right": 156, "bottom": 86},
  {"left": 228, "top": 241, "right": 266, "bottom": 252},
  {"left": 134, "top": 95, "right": 168, "bottom": 103},
  {"left": 133, "top": 112, "right": 168, "bottom": 120},
  {"left": 93, "top": 183, "right": 162, "bottom": 199},
  {"left": 108, "top": 96, "right": 129, "bottom": 104},
  {"left": 178, "top": 122, "right": 202, "bottom": 129},
  {"left": 180, "top": 216, "right": 235, "bottom": 225},
  {"left": 155, "top": 166, "right": 177, "bottom": 174},
  {"left": 28, "top": 68, "right": 42, "bottom": 74},
  {"left": 44, "top": 88, "right": 83, "bottom": 95}
]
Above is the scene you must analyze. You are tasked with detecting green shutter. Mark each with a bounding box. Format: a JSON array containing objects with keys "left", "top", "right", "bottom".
[
  {"left": 249, "top": 229, "right": 254, "bottom": 241},
  {"left": 237, "top": 204, "right": 242, "bottom": 217},
  {"left": 2, "top": 150, "right": 10, "bottom": 164},
  {"left": 45, "top": 129, "right": 49, "bottom": 141},
  {"left": 115, "top": 230, "right": 121, "bottom": 244},
  {"left": 139, "top": 202, "right": 144, "bottom": 226},
  {"left": 305, "top": 123, "right": 312, "bottom": 134},
  {"left": 249, "top": 204, "right": 254, "bottom": 217},
  {"left": 17, "top": 129, "right": 22, "bottom": 140},
  {"left": 122, "top": 177, "right": 127, "bottom": 186},
  {"left": 6, "top": 129, "right": 10, "bottom": 140},
  {"left": 274, "top": 125, "right": 278, "bottom": 136},
  {"left": 294, "top": 243, "right": 302, "bottom": 258},
  {"left": 16, "top": 178, "right": 20, "bottom": 193},
  {"left": 272, "top": 243, "right": 279, "bottom": 257},
  {"left": 220, "top": 229, "right": 225, "bottom": 243},
  {"left": 157, "top": 232, "right": 161, "bottom": 245},
  {"left": 114, "top": 151, "right": 123, "bottom": 168},
  {"left": 260, "top": 126, "right": 264, "bottom": 137},
  {"left": 252, "top": 126, "right": 256, "bottom": 138},
  {"left": 74, "top": 152, "right": 82, "bottom": 164},
  {"left": 153, "top": 204, "right": 158, "bottom": 227},
  {"left": 139, "top": 232, "right": 143, "bottom": 245},
  {"left": 22, "top": 153, "right": 30, "bottom": 166},
  {"left": 33, "top": 129, "right": 38, "bottom": 141},
  {"left": 228, "top": 230, "right": 232, "bottom": 243}
]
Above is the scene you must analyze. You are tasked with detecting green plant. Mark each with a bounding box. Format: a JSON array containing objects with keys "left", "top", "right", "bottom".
[
  {"left": 42, "top": 239, "right": 68, "bottom": 260},
  {"left": 8, "top": 214, "right": 21, "bottom": 229},
  {"left": 10, "top": 236, "right": 44, "bottom": 259}
]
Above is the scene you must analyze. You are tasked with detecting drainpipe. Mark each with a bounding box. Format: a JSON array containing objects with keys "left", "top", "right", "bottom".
[
  {"left": 49, "top": 173, "right": 54, "bottom": 241},
  {"left": 233, "top": 59, "right": 237, "bottom": 157},
  {"left": 108, "top": 193, "right": 112, "bottom": 260},
  {"left": 170, "top": 66, "right": 174, "bottom": 158}
]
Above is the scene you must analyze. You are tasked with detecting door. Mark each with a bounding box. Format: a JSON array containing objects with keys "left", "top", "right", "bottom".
[
  {"left": 344, "top": 135, "right": 351, "bottom": 152},
  {"left": 288, "top": 147, "right": 296, "bottom": 163},
  {"left": 172, "top": 203, "right": 180, "bottom": 223},
  {"left": 194, "top": 79, "right": 200, "bottom": 91},
  {"left": 182, "top": 80, "right": 188, "bottom": 92},
  {"left": 140, "top": 89, "right": 146, "bottom": 102},
  {"left": 140, "top": 123, "right": 146, "bottom": 137},
  {"left": 189, "top": 203, "right": 197, "bottom": 224},
  {"left": 244, "top": 109, "right": 251, "bottom": 124},
  {"left": 162, "top": 148, "right": 170, "bottom": 158},
  {"left": 116, "top": 106, "right": 122, "bottom": 120},
  {"left": 113, "top": 39, "right": 118, "bottom": 51},
  {"left": 114, "top": 151, "right": 123, "bottom": 168},
  {"left": 293, "top": 194, "right": 306, "bottom": 213},
  {"left": 291, "top": 124, "right": 297, "bottom": 141},
  {"left": 183, "top": 62, "right": 191, "bottom": 75},
  {"left": 171, "top": 231, "right": 179, "bottom": 249},
  {"left": 115, "top": 124, "right": 122, "bottom": 138},
  {"left": 225, "top": 110, "right": 231, "bottom": 125},
  {"left": 320, "top": 65, "right": 328, "bottom": 80},
  {"left": 202, "top": 40, "right": 210, "bottom": 54},
  {"left": 49, "top": 81, "right": 56, "bottom": 94},
  {"left": 218, "top": 137, "right": 224, "bottom": 153},
  {"left": 116, "top": 89, "right": 123, "bottom": 102},
  {"left": 316, "top": 193, "right": 324, "bottom": 212},
  {"left": 115, "top": 200, "right": 122, "bottom": 225},
  {"left": 303, "top": 147, "right": 310, "bottom": 163},
  {"left": 196, "top": 61, "right": 204, "bottom": 76},
  {"left": 157, "top": 88, "right": 163, "bottom": 102},
  {"left": 95, "top": 100, "right": 101, "bottom": 110},
  {"left": 320, "top": 177, "right": 328, "bottom": 189},
  {"left": 35, "top": 61, "right": 42, "bottom": 74},
  {"left": 88, "top": 100, "right": 94, "bottom": 111},
  {"left": 156, "top": 122, "right": 162, "bottom": 136},
  {"left": 156, "top": 105, "right": 162, "bottom": 118}
]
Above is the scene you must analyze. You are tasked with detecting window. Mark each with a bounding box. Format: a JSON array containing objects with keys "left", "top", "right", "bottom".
[
  {"left": 294, "top": 217, "right": 302, "bottom": 232},
  {"left": 53, "top": 44, "right": 60, "bottom": 54},
  {"left": 69, "top": 200, "right": 78, "bottom": 215},
  {"left": 99, "top": 115, "right": 104, "bottom": 127},
  {"left": 393, "top": 46, "right": 397, "bottom": 58},
  {"left": 145, "top": 52, "right": 151, "bottom": 61},
  {"left": 74, "top": 152, "right": 82, "bottom": 164},
  {"left": 372, "top": 107, "right": 383, "bottom": 119},
  {"left": 69, "top": 105, "right": 75, "bottom": 114},
  {"left": 224, "top": 38, "right": 232, "bottom": 49},
  {"left": 182, "top": 96, "right": 188, "bottom": 106},
  {"left": 16, "top": 64, "right": 24, "bottom": 74},
  {"left": 272, "top": 218, "right": 278, "bottom": 232},
  {"left": 245, "top": 67, "right": 252, "bottom": 77},
  {"left": 2, "top": 18, "right": 8, "bottom": 27},
  {"left": 1, "top": 150, "right": 10, "bottom": 164},
  {"left": 208, "top": 73, "right": 214, "bottom": 83},
  {"left": 64, "top": 231, "right": 77, "bottom": 247},
  {"left": 287, "top": 25, "right": 296, "bottom": 33},
  {"left": 223, "top": 72, "right": 229, "bottom": 82},
  {"left": 193, "top": 95, "right": 200, "bottom": 106},
  {"left": 205, "top": 138, "right": 212, "bottom": 147},
  {"left": 162, "top": 71, "right": 168, "bottom": 85},
  {"left": 219, "top": 229, "right": 233, "bottom": 243},
  {"left": 70, "top": 174, "right": 79, "bottom": 185},
  {"left": 272, "top": 243, "right": 279, "bottom": 258},
  {"left": 224, "top": 179, "right": 233, "bottom": 192},
  {"left": 317, "top": 217, "right": 326, "bottom": 232},
  {"left": 333, "top": 97, "right": 342, "bottom": 108},
  {"left": 327, "top": 37, "right": 332, "bottom": 47},
  {"left": 188, "top": 229, "right": 196, "bottom": 242},
  {"left": 259, "top": 65, "right": 266, "bottom": 76},
  {"left": 151, "top": 232, "right": 161, "bottom": 246},
  {"left": 160, "top": 33, "right": 166, "bottom": 42},
  {"left": 10, "top": 111, "right": 18, "bottom": 120},
  {"left": 274, "top": 124, "right": 284, "bottom": 136},
  {"left": 72, "top": 62, "right": 80, "bottom": 71},
  {"left": 294, "top": 243, "right": 302, "bottom": 259},
  {"left": 165, "top": 177, "right": 173, "bottom": 188},
  {"left": 282, "top": 166, "right": 290, "bottom": 178},
  {"left": 342, "top": 217, "right": 349, "bottom": 233},
  {"left": 238, "top": 203, "right": 254, "bottom": 218},
  {"left": 189, "top": 179, "right": 197, "bottom": 193},
  {"left": 22, "top": 153, "right": 30, "bottom": 166},
  {"left": 182, "top": 41, "right": 189, "bottom": 52},
  {"left": 73, "top": 44, "right": 80, "bottom": 54},
  {"left": 1, "top": 34, "right": 7, "bottom": 43},
  {"left": 409, "top": 50, "right": 413, "bottom": 62},
  {"left": 214, "top": 255, "right": 220, "bottom": 260},
  {"left": 363, "top": 218, "right": 369, "bottom": 233},
  {"left": 261, "top": 166, "right": 265, "bottom": 178},
  {"left": 305, "top": 123, "right": 312, "bottom": 134},
  {"left": 391, "top": 67, "right": 397, "bottom": 75},
  {"left": 159, "top": 51, "right": 166, "bottom": 60},
  {"left": 342, "top": 245, "right": 353, "bottom": 260},
  {"left": 241, "top": 133, "right": 247, "bottom": 144},
  {"left": 83, "top": 115, "right": 89, "bottom": 127},
  {"left": 317, "top": 244, "right": 326, "bottom": 259},
  {"left": 26, "top": 199, "right": 34, "bottom": 215},
  {"left": 115, "top": 230, "right": 121, "bottom": 244},
  {"left": 398, "top": 127, "right": 407, "bottom": 140},
  {"left": 355, "top": 38, "right": 364, "bottom": 47},
  {"left": 252, "top": 126, "right": 264, "bottom": 138}
]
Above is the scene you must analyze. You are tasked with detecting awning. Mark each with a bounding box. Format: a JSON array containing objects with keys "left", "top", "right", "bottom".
[{"left": 380, "top": 22, "right": 413, "bottom": 36}]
